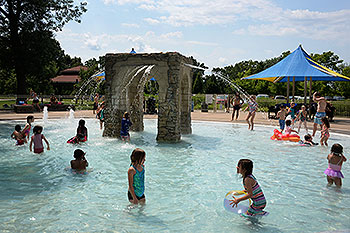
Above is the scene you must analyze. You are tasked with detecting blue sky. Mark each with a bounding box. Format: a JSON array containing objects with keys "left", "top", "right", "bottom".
[{"left": 56, "top": 0, "right": 350, "bottom": 71}]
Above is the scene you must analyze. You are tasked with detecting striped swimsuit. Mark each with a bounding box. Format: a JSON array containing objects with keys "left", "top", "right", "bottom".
[{"left": 243, "top": 175, "right": 266, "bottom": 216}]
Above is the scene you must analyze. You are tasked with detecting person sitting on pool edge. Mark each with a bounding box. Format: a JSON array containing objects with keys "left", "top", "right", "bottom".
[{"left": 71, "top": 149, "right": 89, "bottom": 171}]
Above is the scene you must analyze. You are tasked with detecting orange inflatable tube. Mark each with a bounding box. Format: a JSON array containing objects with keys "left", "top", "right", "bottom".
[{"left": 271, "top": 129, "right": 300, "bottom": 142}]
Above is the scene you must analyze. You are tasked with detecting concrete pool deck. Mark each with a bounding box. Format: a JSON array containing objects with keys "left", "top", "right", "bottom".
[{"left": 0, "top": 110, "right": 349, "bottom": 136}]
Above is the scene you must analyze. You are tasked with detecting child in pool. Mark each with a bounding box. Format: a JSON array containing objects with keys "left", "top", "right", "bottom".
[
  {"left": 230, "top": 159, "right": 267, "bottom": 216},
  {"left": 324, "top": 143, "right": 347, "bottom": 187},
  {"left": 76, "top": 119, "right": 88, "bottom": 142},
  {"left": 98, "top": 102, "right": 105, "bottom": 130},
  {"left": 243, "top": 95, "right": 258, "bottom": 131},
  {"left": 296, "top": 105, "right": 308, "bottom": 134},
  {"left": 320, "top": 117, "right": 330, "bottom": 146},
  {"left": 29, "top": 125, "right": 50, "bottom": 154},
  {"left": 22, "top": 115, "right": 34, "bottom": 140},
  {"left": 121, "top": 112, "right": 133, "bottom": 142},
  {"left": 127, "top": 148, "right": 146, "bottom": 204},
  {"left": 277, "top": 105, "right": 287, "bottom": 133},
  {"left": 71, "top": 149, "right": 89, "bottom": 171},
  {"left": 300, "top": 134, "right": 318, "bottom": 146},
  {"left": 284, "top": 120, "right": 298, "bottom": 135},
  {"left": 11, "top": 125, "right": 27, "bottom": 145},
  {"left": 288, "top": 102, "right": 297, "bottom": 127}
]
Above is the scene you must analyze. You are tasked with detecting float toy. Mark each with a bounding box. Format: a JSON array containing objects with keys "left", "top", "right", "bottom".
[
  {"left": 270, "top": 129, "right": 300, "bottom": 142},
  {"left": 224, "top": 190, "right": 269, "bottom": 217}
]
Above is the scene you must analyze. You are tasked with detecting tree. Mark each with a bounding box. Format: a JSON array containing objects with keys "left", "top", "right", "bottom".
[
  {"left": 0, "top": 0, "right": 87, "bottom": 98},
  {"left": 192, "top": 72, "right": 204, "bottom": 94}
]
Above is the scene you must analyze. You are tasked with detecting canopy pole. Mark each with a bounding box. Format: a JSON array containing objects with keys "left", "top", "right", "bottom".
[
  {"left": 309, "top": 77, "right": 312, "bottom": 106},
  {"left": 292, "top": 76, "right": 295, "bottom": 101},
  {"left": 287, "top": 77, "right": 290, "bottom": 104},
  {"left": 304, "top": 77, "right": 307, "bottom": 105}
]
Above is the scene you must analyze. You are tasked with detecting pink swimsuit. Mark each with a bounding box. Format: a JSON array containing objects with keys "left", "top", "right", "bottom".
[{"left": 324, "top": 162, "right": 343, "bottom": 178}]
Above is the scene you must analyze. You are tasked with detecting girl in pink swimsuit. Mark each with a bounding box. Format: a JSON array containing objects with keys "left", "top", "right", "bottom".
[
  {"left": 324, "top": 143, "right": 347, "bottom": 187},
  {"left": 29, "top": 125, "right": 50, "bottom": 154}
]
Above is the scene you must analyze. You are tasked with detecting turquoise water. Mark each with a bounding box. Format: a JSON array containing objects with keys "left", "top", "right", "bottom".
[{"left": 0, "top": 118, "right": 349, "bottom": 232}]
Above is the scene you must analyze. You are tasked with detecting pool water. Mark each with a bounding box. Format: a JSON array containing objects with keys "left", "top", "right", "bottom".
[{"left": 0, "top": 118, "right": 349, "bottom": 232}]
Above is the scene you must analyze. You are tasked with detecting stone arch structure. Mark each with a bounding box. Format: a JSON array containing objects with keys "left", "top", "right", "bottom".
[{"left": 102, "top": 52, "right": 194, "bottom": 142}]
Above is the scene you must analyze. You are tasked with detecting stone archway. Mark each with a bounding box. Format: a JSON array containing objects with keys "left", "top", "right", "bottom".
[{"left": 102, "top": 52, "right": 194, "bottom": 142}]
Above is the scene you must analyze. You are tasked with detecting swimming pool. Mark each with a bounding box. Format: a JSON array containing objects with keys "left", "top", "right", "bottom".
[{"left": 0, "top": 118, "right": 349, "bottom": 232}]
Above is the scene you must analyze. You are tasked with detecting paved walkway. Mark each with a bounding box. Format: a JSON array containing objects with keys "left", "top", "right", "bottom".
[{"left": 0, "top": 109, "right": 349, "bottom": 135}]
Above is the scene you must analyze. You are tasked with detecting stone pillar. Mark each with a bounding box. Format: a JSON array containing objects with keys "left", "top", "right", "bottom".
[
  {"left": 157, "top": 54, "right": 181, "bottom": 142},
  {"left": 180, "top": 69, "right": 192, "bottom": 134}
]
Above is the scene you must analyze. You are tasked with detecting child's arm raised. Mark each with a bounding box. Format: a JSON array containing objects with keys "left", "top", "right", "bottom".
[
  {"left": 43, "top": 135, "right": 50, "bottom": 150},
  {"left": 128, "top": 167, "right": 138, "bottom": 204},
  {"left": 342, "top": 155, "right": 347, "bottom": 162}
]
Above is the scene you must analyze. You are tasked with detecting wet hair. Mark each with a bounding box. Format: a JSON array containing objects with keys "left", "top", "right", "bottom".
[
  {"left": 123, "top": 112, "right": 129, "bottom": 119},
  {"left": 321, "top": 117, "right": 330, "bottom": 129},
  {"left": 237, "top": 159, "right": 253, "bottom": 179},
  {"left": 74, "top": 149, "right": 86, "bottom": 160},
  {"left": 27, "top": 115, "right": 34, "bottom": 123},
  {"left": 304, "top": 134, "right": 312, "bottom": 141},
  {"left": 130, "top": 148, "right": 146, "bottom": 165},
  {"left": 331, "top": 143, "right": 343, "bottom": 156},
  {"left": 33, "top": 125, "right": 43, "bottom": 134},
  {"left": 286, "top": 119, "right": 292, "bottom": 126},
  {"left": 15, "top": 125, "right": 21, "bottom": 132},
  {"left": 315, "top": 92, "right": 321, "bottom": 97},
  {"left": 79, "top": 119, "right": 85, "bottom": 127}
]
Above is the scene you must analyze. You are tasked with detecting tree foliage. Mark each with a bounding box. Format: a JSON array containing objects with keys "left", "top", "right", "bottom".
[{"left": 0, "top": 0, "right": 87, "bottom": 95}]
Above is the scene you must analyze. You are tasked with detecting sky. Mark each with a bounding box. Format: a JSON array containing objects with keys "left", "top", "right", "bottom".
[{"left": 56, "top": 0, "right": 350, "bottom": 71}]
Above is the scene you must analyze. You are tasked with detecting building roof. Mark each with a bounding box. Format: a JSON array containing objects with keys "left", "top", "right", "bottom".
[
  {"left": 51, "top": 75, "right": 81, "bottom": 83},
  {"left": 61, "top": 65, "right": 88, "bottom": 74},
  {"left": 51, "top": 65, "right": 88, "bottom": 83}
]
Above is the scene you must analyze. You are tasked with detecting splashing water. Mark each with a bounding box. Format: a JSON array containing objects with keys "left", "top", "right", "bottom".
[
  {"left": 183, "top": 63, "right": 206, "bottom": 70},
  {"left": 72, "top": 70, "right": 105, "bottom": 107},
  {"left": 216, "top": 74, "right": 273, "bottom": 123},
  {"left": 43, "top": 106, "right": 48, "bottom": 124},
  {"left": 69, "top": 108, "right": 75, "bottom": 120}
]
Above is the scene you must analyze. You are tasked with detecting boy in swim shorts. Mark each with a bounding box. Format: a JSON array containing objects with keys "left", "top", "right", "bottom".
[{"left": 277, "top": 105, "right": 287, "bottom": 133}]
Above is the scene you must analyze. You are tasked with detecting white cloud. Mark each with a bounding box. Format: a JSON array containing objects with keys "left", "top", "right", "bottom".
[
  {"left": 143, "top": 18, "right": 160, "bottom": 24},
  {"left": 160, "top": 31, "right": 183, "bottom": 39},
  {"left": 102, "top": 0, "right": 116, "bottom": 4},
  {"left": 186, "top": 41, "right": 218, "bottom": 46},
  {"left": 108, "top": 0, "right": 350, "bottom": 41},
  {"left": 219, "top": 57, "right": 227, "bottom": 63},
  {"left": 121, "top": 23, "right": 140, "bottom": 28},
  {"left": 84, "top": 35, "right": 102, "bottom": 51}
]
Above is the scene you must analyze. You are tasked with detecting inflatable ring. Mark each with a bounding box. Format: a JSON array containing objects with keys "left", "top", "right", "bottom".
[{"left": 225, "top": 190, "right": 251, "bottom": 205}]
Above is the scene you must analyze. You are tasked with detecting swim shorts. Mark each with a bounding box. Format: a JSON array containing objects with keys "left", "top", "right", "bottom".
[
  {"left": 314, "top": 112, "right": 326, "bottom": 125},
  {"left": 279, "top": 119, "right": 285, "bottom": 130}
]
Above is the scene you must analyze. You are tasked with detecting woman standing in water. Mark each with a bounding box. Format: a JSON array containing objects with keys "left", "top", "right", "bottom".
[{"left": 231, "top": 93, "right": 243, "bottom": 121}]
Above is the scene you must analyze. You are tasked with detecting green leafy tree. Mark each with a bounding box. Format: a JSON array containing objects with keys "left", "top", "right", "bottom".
[
  {"left": 0, "top": 0, "right": 87, "bottom": 97},
  {"left": 192, "top": 72, "right": 204, "bottom": 94}
]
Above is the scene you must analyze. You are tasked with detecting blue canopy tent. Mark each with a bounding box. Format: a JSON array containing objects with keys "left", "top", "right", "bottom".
[
  {"left": 92, "top": 71, "right": 105, "bottom": 81},
  {"left": 242, "top": 45, "right": 350, "bottom": 104}
]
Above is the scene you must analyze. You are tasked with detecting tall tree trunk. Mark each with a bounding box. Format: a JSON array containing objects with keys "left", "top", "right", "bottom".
[{"left": 8, "top": 3, "right": 27, "bottom": 102}]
